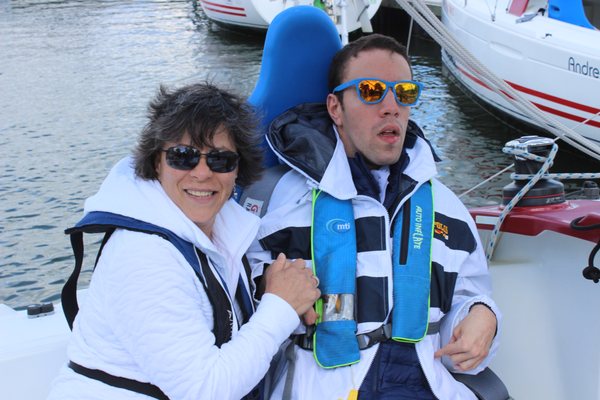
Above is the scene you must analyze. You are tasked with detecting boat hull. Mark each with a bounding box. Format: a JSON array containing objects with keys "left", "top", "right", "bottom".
[
  {"left": 198, "top": 0, "right": 270, "bottom": 30},
  {"left": 0, "top": 301, "right": 70, "bottom": 399},
  {"left": 198, "top": 0, "right": 382, "bottom": 34},
  {"left": 471, "top": 201, "right": 600, "bottom": 400},
  {"left": 441, "top": 0, "right": 600, "bottom": 145}
]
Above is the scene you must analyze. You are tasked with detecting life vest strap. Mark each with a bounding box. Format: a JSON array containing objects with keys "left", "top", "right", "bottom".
[
  {"left": 62, "top": 211, "right": 255, "bottom": 345},
  {"left": 68, "top": 361, "right": 169, "bottom": 400},
  {"left": 68, "top": 360, "right": 262, "bottom": 400},
  {"left": 293, "top": 321, "right": 440, "bottom": 351}
]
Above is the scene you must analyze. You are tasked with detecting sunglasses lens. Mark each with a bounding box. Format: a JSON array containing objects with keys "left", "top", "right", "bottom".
[
  {"left": 165, "top": 145, "right": 200, "bottom": 170},
  {"left": 394, "top": 82, "right": 420, "bottom": 105},
  {"left": 206, "top": 151, "right": 239, "bottom": 173},
  {"left": 358, "top": 80, "right": 387, "bottom": 103},
  {"left": 165, "top": 146, "right": 238, "bottom": 173}
]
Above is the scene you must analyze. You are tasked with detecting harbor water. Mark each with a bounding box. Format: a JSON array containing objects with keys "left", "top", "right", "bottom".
[{"left": 0, "top": 0, "right": 596, "bottom": 309}]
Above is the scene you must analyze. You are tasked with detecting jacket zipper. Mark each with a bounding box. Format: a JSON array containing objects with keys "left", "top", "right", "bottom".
[{"left": 416, "top": 344, "right": 438, "bottom": 399}]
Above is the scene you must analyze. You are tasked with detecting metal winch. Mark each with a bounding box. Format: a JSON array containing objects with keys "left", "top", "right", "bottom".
[{"left": 502, "top": 135, "right": 566, "bottom": 207}]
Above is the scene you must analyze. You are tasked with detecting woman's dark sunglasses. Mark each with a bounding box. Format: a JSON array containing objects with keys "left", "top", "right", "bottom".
[{"left": 162, "top": 145, "right": 239, "bottom": 173}]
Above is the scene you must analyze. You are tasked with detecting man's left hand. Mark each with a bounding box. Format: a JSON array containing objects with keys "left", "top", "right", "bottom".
[{"left": 434, "top": 304, "right": 497, "bottom": 371}]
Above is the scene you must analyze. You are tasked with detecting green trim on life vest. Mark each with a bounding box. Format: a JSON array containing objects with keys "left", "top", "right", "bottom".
[{"left": 310, "top": 189, "right": 322, "bottom": 324}]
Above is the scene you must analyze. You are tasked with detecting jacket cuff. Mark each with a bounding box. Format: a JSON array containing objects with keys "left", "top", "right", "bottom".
[
  {"left": 441, "top": 296, "right": 502, "bottom": 374},
  {"left": 255, "top": 293, "right": 300, "bottom": 339}
]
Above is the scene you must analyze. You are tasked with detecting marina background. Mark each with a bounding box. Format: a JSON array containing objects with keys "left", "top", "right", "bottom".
[{"left": 1, "top": 0, "right": 596, "bottom": 310}]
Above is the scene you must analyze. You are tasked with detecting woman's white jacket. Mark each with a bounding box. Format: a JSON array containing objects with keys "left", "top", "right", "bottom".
[{"left": 47, "top": 157, "right": 299, "bottom": 400}]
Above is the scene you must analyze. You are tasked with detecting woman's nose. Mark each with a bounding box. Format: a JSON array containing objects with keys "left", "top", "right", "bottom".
[{"left": 189, "top": 155, "right": 213, "bottom": 179}]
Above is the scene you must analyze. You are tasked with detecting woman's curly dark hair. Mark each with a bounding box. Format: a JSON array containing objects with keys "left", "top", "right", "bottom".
[{"left": 133, "top": 82, "right": 263, "bottom": 188}]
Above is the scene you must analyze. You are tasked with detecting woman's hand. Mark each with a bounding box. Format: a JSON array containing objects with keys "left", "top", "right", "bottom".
[{"left": 263, "top": 253, "right": 320, "bottom": 316}]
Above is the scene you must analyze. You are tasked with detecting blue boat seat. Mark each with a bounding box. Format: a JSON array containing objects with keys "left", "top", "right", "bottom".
[
  {"left": 248, "top": 6, "right": 510, "bottom": 400},
  {"left": 248, "top": 6, "right": 342, "bottom": 167},
  {"left": 548, "top": 0, "right": 596, "bottom": 29}
]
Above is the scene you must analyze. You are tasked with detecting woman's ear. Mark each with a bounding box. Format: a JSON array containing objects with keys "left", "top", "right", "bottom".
[{"left": 154, "top": 153, "right": 162, "bottom": 180}]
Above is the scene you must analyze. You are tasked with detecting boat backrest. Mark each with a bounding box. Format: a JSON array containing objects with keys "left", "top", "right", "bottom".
[
  {"left": 248, "top": 6, "right": 342, "bottom": 167},
  {"left": 548, "top": 0, "right": 596, "bottom": 29}
]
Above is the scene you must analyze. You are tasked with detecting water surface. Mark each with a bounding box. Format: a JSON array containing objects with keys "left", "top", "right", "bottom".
[{"left": 0, "top": 0, "right": 595, "bottom": 309}]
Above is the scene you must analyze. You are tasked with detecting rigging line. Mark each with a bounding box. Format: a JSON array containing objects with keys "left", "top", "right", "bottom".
[
  {"left": 481, "top": 0, "right": 495, "bottom": 20},
  {"left": 447, "top": 70, "right": 537, "bottom": 136},
  {"left": 490, "top": 0, "right": 498, "bottom": 21},
  {"left": 407, "top": 13, "right": 415, "bottom": 55},
  {"left": 485, "top": 143, "right": 559, "bottom": 260},
  {"left": 458, "top": 164, "right": 514, "bottom": 199},
  {"left": 567, "top": 110, "right": 600, "bottom": 131},
  {"left": 513, "top": 172, "right": 600, "bottom": 180}
]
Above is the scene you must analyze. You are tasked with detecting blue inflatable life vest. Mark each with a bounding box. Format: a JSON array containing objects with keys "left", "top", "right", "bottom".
[
  {"left": 310, "top": 182, "right": 434, "bottom": 368},
  {"left": 311, "top": 190, "right": 360, "bottom": 368}
]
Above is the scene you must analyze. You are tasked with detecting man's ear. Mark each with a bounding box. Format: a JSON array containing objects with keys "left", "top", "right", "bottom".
[{"left": 326, "top": 93, "right": 343, "bottom": 126}]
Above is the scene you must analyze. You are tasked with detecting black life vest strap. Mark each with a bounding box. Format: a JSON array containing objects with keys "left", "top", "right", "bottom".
[
  {"left": 62, "top": 227, "right": 117, "bottom": 330},
  {"left": 63, "top": 217, "right": 256, "bottom": 343},
  {"left": 235, "top": 256, "right": 256, "bottom": 324},
  {"left": 68, "top": 361, "right": 169, "bottom": 400},
  {"left": 196, "top": 249, "right": 234, "bottom": 345},
  {"left": 61, "top": 231, "right": 85, "bottom": 330}
]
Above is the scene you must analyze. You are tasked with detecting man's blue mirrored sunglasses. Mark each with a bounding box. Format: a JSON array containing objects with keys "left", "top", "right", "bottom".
[{"left": 333, "top": 78, "right": 423, "bottom": 106}]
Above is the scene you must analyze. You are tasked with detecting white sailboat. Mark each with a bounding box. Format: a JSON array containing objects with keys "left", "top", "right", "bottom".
[
  {"left": 198, "top": 0, "right": 382, "bottom": 42},
  {"left": 440, "top": 0, "right": 600, "bottom": 145}
]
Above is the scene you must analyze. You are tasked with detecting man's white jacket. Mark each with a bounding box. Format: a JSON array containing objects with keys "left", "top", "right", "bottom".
[{"left": 246, "top": 104, "right": 502, "bottom": 400}]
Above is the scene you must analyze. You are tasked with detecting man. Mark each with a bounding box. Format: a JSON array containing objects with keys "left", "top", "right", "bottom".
[{"left": 246, "top": 34, "right": 500, "bottom": 400}]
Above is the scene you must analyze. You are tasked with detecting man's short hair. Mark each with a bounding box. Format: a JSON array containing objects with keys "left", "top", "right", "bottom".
[
  {"left": 133, "top": 82, "right": 263, "bottom": 187},
  {"left": 328, "top": 34, "right": 412, "bottom": 98}
]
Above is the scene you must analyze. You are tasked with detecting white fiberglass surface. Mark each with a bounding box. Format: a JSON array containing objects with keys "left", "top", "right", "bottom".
[{"left": 483, "top": 229, "right": 600, "bottom": 400}]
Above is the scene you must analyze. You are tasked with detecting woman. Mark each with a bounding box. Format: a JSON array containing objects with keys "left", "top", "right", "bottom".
[{"left": 48, "top": 83, "right": 320, "bottom": 400}]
